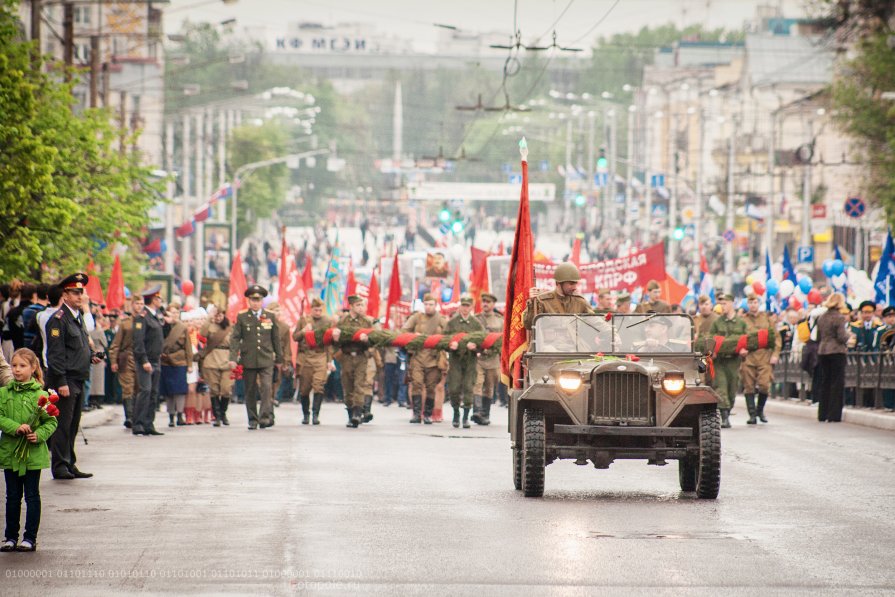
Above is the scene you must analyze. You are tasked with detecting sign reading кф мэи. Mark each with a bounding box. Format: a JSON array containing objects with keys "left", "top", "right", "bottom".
[{"left": 275, "top": 36, "right": 369, "bottom": 52}]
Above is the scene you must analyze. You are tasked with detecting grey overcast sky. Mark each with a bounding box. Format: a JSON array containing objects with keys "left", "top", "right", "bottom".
[{"left": 167, "top": 0, "right": 812, "bottom": 51}]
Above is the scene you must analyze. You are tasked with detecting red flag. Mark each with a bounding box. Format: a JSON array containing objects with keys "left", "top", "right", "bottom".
[
  {"left": 366, "top": 271, "right": 381, "bottom": 319},
  {"left": 571, "top": 237, "right": 581, "bottom": 266},
  {"left": 106, "top": 254, "right": 125, "bottom": 311},
  {"left": 227, "top": 251, "right": 248, "bottom": 324},
  {"left": 384, "top": 252, "right": 401, "bottom": 329},
  {"left": 278, "top": 240, "right": 306, "bottom": 330},
  {"left": 470, "top": 246, "right": 490, "bottom": 311},
  {"left": 302, "top": 258, "right": 314, "bottom": 290},
  {"left": 500, "top": 155, "right": 534, "bottom": 389},
  {"left": 450, "top": 262, "right": 461, "bottom": 302},
  {"left": 175, "top": 220, "right": 194, "bottom": 238},
  {"left": 85, "top": 260, "right": 105, "bottom": 305},
  {"left": 344, "top": 264, "right": 357, "bottom": 307},
  {"left": 498, "top": 240, "right": 505, "bottom": 256},
  {"left": 658, "top": 274, "right": 690, "bottom": 306},
  {"left": 277, "top": 236, "right": 289, "bottom": 300}
]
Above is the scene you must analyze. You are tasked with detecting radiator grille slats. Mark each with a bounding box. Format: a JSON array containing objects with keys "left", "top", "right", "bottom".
[{"left": 590, "top": 371, "right": 652, "bottom": 425}]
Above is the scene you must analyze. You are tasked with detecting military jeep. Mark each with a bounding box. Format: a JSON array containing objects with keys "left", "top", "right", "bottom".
[{"left": 510, "top": 313, "right": 720, "bottom": 499}]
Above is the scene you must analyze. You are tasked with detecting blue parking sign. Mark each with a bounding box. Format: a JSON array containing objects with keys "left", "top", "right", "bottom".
[{"left": 797, "top": 246, "right": 814, "bottom": 263}]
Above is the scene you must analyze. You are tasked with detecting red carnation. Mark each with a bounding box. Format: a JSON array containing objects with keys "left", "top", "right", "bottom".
[
  {"left": 46, "top": 405, "right": 60, "bottom": 417},
  {"left": 38, "top": 396, "right": 48, "bottom": 407},
  {"left": 48, "top": 394, "right": 59, "bottom": 404},
  {"left": 604, "top": 312, "right": 613, "bottom": 321}
]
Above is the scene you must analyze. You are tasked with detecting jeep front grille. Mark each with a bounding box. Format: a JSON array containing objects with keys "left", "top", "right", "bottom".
[{"left": 590, "top": 371, "right": 653, "bottom": 425}]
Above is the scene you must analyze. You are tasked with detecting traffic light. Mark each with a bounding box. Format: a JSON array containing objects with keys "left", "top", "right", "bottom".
[
  {"left": 438, "top": 204, "right": 451, "bottom": 223},
  {"left": 672, "top": 226, "right": 685, "bottom": 241},
  {"left": 451, "top": 209, "right": 464, "bottom": 234},
  {"left": 574, "top": 193, "right": 586, "bottom": 207},
  {"left": 596, "top": 147, "right": 608, "bottom": 172}
]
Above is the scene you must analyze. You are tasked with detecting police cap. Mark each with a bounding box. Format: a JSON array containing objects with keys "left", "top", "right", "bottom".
[
  {"left": 58, "top": 273, "right": 88, "bottom": 292},
  {"left": 244, "top": 285, "right": 267, "bottom": 299},
  {"left": 140, "top": 283, "right": 162, "bottom": 300},
  {"left": 882, "top": 306, "right": 895, "bottom": 317}
]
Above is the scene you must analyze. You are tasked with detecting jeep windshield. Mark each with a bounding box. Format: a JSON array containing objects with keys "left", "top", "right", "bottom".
[{"left": 533, "top": 313, "right": 693, "bottom": 354}]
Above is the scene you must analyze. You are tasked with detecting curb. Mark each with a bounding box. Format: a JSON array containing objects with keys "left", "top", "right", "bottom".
[
  {"left": 764, "top": 398, "right": 895, "bottom": 432},
  {"left": 80, "top": 405, "right": 118, "bottom": 430}
]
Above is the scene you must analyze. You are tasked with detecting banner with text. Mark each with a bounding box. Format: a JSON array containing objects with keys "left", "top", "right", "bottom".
[{"left": 533, "top": 242, "right": 666, "bottom": 294}]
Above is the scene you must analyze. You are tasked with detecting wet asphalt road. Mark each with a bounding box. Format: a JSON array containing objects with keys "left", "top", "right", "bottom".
[{"left": 2, "top": 401, "right": 894, "bottom": 596}]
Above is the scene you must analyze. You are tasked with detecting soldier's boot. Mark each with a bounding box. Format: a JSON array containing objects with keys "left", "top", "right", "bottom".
[
  {"left": 211, "top": 397, "right": 222, "bottom": 427},
  {"left": 122, "top": 397, "right": 133, "bottom": 428},
  {"left": 745, "top": 394, "right": 757, "bottom": 425},
  {"left": 219, "top": 397, "right": 230, "bottom": 426},
  {"left": 300, "top": 395, "right": 311, "bottom": 425},
  {"left": 410, "top": 395, "right": 422, "bottom": 424},
  {"left": 480, "top": 396, "right": 492, "bottom": 426},
  {"left": 350, "top": 406, "right": 362, "bottom": 428},
  {"left": 757, "top": 393, "right": 769, "bottom": 423},
  {"left": 176, "top": 412, "right": 186, "bottom": 426},
  {"left": 423, "top": 397, "right": 434, "bottom": 425},
  {"left": 720, "top": 409, "right": 732, "bottom": 428},
  {"left": 362, "top": 395, "right": 374, "bottom": 423},
  {"left": 462, "top": 407, "right": 471, "bottom": 429},
  {"left": 345, "top": 406, "right": 354, "bottom": 428},
  {"left": 470, "top": 395, "right": 483, "bottom": 425},
  {"left": 452, "top": 406, "right": 461, "bottom": 428},
  {"left": 168, "top": 413, "right": 176, "bottom": 428},
  {"left": 311, "top": 393, "right": 323, "bottom": 425}
]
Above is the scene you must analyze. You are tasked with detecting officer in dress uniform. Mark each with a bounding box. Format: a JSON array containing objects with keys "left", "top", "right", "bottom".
[
  {"left": 336, "top": 296, "right": 374, "bottom": 428},
  {"left": 132, "top": 285, "right": 165, "bottom": 436},
  {"left": 472, "top": 292, "right": 503, "bottom": 425},
  {"left": 292, "top": 297, "right": 335, "bottom": 425},
  {"left": 45, "top": 273, "right": 94, "bottom": 479},
  {"left": 229, "top": 285, "right": 282, "bottom": 430},
  {"left": 444, "top": 296, "right": 484, "bottom": 429}
]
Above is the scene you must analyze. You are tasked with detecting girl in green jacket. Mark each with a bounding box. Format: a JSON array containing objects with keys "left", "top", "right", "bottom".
[{"left": 0, "top": 348, "right": 58, "bottom": 552}]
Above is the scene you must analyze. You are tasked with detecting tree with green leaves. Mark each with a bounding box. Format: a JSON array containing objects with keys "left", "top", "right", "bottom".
[{"left": 0, "top": 0, "right": 160, "bottom": 284}]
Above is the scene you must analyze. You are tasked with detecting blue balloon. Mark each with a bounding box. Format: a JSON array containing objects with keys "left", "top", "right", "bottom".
[
  {"left": 124, "top": 286, "right": 131, "bottom": 298},
  {"left": 822, "top": 259, "right": 835, "bottom": 278},
  {"left": 831, "top": 259, "right": 844, "bottom": 277},
  {"left": 441, "top": 287, "right": 453, "bottom": 303},
  {"left": 798, "top": 276, "right": 812, "bottom": 294},
  {"left": 160, "top": 239, "right": 167, "bottom": 253},
  {"left": 739, "top": 298, "right": 749, "bottom": 311},
  {"left": 766, "top": 279, "right": 779, "bottom": 296}
]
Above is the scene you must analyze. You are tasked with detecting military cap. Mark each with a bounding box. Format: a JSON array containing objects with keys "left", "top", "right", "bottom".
[
  {"left": 347, "top": 295, "right": 363, "bottom": 305},
  {"left": 697, "top": 294, "right": 712, "bottom": 304},
  {"left": 616, "top": 290, "right": 631, "bottom": 302},
  {"left": 59, "top": 272, "right": 88, "bottom": 292},
  {"left": 422, "top": 293, "right": 436, "bottom": 303},
  {"left": 646, "top": 280, "right": 661, "bottom": 291},
  {"left": 882, "top": 306, "right": 895, "bottom": 317},
  {"left": 718, "top": 293, "right": 735, "bottom": 302},
  {"left": 310, "top": 297, "right": 324, "bottom": 308},
  {"left": 140, "top": 283, "right": 162, "bottom": 299},
  {"left": 644, "top": 313, "right": 671, "bottom": 327},
  {"left": 481, "top": 292, "right": 498, "bottom": 303},
  {"left": 244, "top": 285, "right": 267, "bottom": 299},
  {"left": 858, "top": 300, "right": 877, "bottom": 312},
  {"left": 459, "top": 295, "right": 473, "bottom": 306}
]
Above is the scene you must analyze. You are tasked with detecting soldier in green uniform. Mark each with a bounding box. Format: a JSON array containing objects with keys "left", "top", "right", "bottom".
[
  {"left": 402, "top": 294, "right": 446, "bottom": 424},
  {"left": 708, "top": 293, "right": 748, "bottom": 428},
  {"left": 693, "top": 294, "right": 719, "bottom": 342},
  {"left": 523, "top": 262, "right": 593, "bottom": 330},
  {"left": 293, "top": 297, "right": 335, "bottom": 425},
  {"left": 109, "top": 296, "right": 138, "bottom": 429},
  {"left": 741, "top": 296, "right": 780, "bottom": 424},
  {"left": 472, "top": 292, "right": 503, "bottom": 425},
  {"left": 634, "top": 280, "right": 672, "bottom": 314},
  {"left": 444, "top": 296, "right": 484, "bottom": 428},
  {"left": 229, "top": 285, "right": 282, "bottom": 430},
  {"left": 336, "top": 295, "right": 373, "bottom": 428}
]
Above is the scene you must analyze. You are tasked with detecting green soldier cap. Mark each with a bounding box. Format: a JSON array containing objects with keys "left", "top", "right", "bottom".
[
  {"left": 244, "top": 285, "right": 267, "bottom": 299},
  {"left": 347, "top": 295, "right": 363, "bottom": 305},
  {"left": 646, "top": 280, "right": 661, "bottom": 291},
  {"left": 422, "top": 293, "right": 436, "bottom": 303},
  {"left": 554, "top": 262, "right": 581, "bottom": 283},
  {"left": 718, "top": 293, "right": 735, "bottom": 302},
  {"left": 310, "top": 297, "right": 324, "bottom": 308},
  {"left": 481, "top": 292, "right": 498, "bottom": 303},
  {"left": 460, "top": 295, "right": 473, "bottom": 306}
]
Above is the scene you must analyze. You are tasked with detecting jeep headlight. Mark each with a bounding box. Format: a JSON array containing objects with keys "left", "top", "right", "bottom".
[
  {"left": 557, "top": 373, "right": 582, "bottom": 393},
  {"left": 661, "top": 372, "right": 686, "bottom": 396}
]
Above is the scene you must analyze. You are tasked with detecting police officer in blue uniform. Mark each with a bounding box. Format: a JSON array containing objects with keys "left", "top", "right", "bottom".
[
  {"left": 132, "top": 285, "right": 165, "bottom": 436},
  {"left": 45, "top": 273, "right": 94, "bottom": 479}
]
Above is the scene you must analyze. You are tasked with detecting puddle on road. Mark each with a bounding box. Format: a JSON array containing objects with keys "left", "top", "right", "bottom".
[
  {"left": 425, "top": 434, "right": 497, "bottom": 440},
  {"left": 589, "top": 531, "right": 748, "bottom": 540},
  {"left": 58, "top": 507, "right": 111, "bottom": 513}
]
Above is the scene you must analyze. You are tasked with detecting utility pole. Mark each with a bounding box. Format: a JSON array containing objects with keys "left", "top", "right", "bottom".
[
  {"left": 89, "top": 35, "right": 100, "bottom": 107},
  {"left": 667, "top": 110, "right": 678, "bottom": 271},
  {"left": 694, "top": 109, "right": 706, "bottom": 275},
  {"left": 586, "top": 111, "right": 596, "bottom": 228},
  {"left": 164, "top": 120, "right": 175, "bottom": 276},
  {"left": 624, "top": 106, "right": 634, "bottom": 241},
  {"left": 724, "top": 116, "right": 737, "bottom": 279},
  {"left": 194, "top": 111, "right": 206, "bottom": 294},
  {"left": 564, "top": 118, "right": 572, "bottom": 228},
  {"left": 181, "top": 113, "right": 192, "bottom": 290},
  {"left": 801, "top": 118, "right": 813, "bottom": 254},
  {"left": 765, "top": 112, "right": 776, "bottom": 261},
  {"left": 63, "top": 1, "right": 74, "bottom": 81},
  {"left": 643, "top": 111, "right": 653, "bottom": 244}
]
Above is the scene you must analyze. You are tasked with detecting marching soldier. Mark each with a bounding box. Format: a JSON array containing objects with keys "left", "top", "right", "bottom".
[
  {"left": 615, "top": 290, "right": 632, "bottom": 314},
  {"left": 360, "top": 333, "right": 383, "bottom": 424},
  {"left": 109, "top": 295, "right": 138, "bottom": 429},
  {"left": 199, "top": 305, "right": 233, "bottom": 427},
  {"left": 472, "top": 292, "right": 503, "bottom": 425},
  {"left": 694, "top": 294, "right": 719, "bottom": 342},
  {"left": 741, "top": 296, "right": 780, "bottom": 424},
  {"left": 634, "top": 280, "right": 672, "bottom": 313},
  {"left": 593, "top": 289, "right": 614, "bottom": 315},
  {"left": 229, "top": 285, "right": 283, "bottom": 430},
  {"left": 708, "top": 293, "right": 748, "bottom": 428},
  {"left": 45, "top": 273, "right": 94, "bottom": 479},
  {"left": 293, "top": 297, "right": 335, "bottom": 425},
  {"left": 132, "top": 285, "right": 165, "bottom": 436},
  {"left": 444, "top": 296, "right": 484, "bottom": 429},
  {"left": 336, "top": 296, "right": 373, "bottom": 428},
  {"left": 523, "top": 262, "right": 593, "bottom": 330},
  {"left": 402, "top": 294, "right": 447, "bottom": 424}
]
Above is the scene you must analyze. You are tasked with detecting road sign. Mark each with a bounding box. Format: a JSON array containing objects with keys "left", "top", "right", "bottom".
[
  {"left": 651, "top": 204, "right": 667, "bottom": 216},
  {"left": 722, "top": 229, "right": 735, "bottom": 242},
  {"left": 650, "top": 174, "right": 665, "bottom": 188},
  {"left": 438, "top": 223, "right": 450, "bottom": 235},
  {"left": 500, "top": 163, "right": 512, "bottom": 174},
  {"left": 539, "top": 160, "right": 549, "bottom": 172},
  {"left": 844, "top": 196, "right": 866, "bottom": 219},
  {"left": 811, "top": 204, "right": 827, "bottom": 219},
  {"left": 593, "top": 173, "right": 608, "bottom": 187},
  {"left": 508, "top": 173, "right": 522, "bottom": 184},
  {"left": 797, "top": 245, "right": 814, "bottom": 263}
]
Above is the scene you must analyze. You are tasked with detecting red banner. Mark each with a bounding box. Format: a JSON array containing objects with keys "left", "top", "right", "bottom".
[
  {"left": 105, "top": 254, "right": 125, "bottom": 312},
  {"left": 278, "top": 255, "right": 306, "bottom": 331},
  {"left": 384, "top": 252, "right": 403, "bottom": 329},
  {"left": 366, "top": 271, "right": 381, "bottom": 319},
  {"left": 533, "top": 242, "right": 666, "bottom": 293},
  {"left": 227, "top": 251, "right": 248, "bottom": 324}
]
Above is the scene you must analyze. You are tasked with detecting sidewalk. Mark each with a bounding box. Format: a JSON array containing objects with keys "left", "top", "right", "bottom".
[
  {"left": 80, "top": 404, "right": 118, "bottom": 430},
  {"left": 764, "top": 397, "right": 895, "bottom": 432}
]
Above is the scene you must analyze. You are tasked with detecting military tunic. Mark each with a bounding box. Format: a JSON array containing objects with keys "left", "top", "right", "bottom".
[
  {"left": 198, "top": 320, "right": 233, "bottom": 398},
  {"left": 293, "top": 314, "right": 334, "bottom": 396},
  {"left": 132, "top": 307, "right": 164, "bottom": 433},
  {"left": 522, "top": 289, "right": 592, "bottom": 330},
  {"left": 444, "top": 312, "right": 484, "bottom": 409},
  {"left": 45, "top": 304, "right": 91, "bottom": 476},
  {"left": 402, "top": 312, "right": 446, "bottom": 407},
  {"left": 708, "top": 314, "right": 748, "bottom": 410},
  {"left": 694, "top": 312, "right": 719, "bottom": 342},
  {"left": 230, "top": 309, "right": 282, "bottom": 427},
  {"left": 336, "top": 313, "right": 374, "bottom": 410},
  {"left": 474, "top": 310, "right": 503, "bottom": 399},
  {"left": 108, "top": 316, "right": 136, "bottom": 398},
  {"left": 634, "top": 298, "right": 672, "bottom": 314},
  {"left": 741, "top": 311, "right": 779, "bottom": 395}
]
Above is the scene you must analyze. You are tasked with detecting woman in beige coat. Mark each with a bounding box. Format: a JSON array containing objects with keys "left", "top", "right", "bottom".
[
  {"left": 815, "top": 293, "right": 853, "bottom": 423},
  {"left": 160, "top": 302, "right": 193, "bottom": 427}
]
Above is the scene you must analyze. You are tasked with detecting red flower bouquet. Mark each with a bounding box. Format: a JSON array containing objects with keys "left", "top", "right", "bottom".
[{"left": 12, "top": 390, "right": 59, "bottom": 476}]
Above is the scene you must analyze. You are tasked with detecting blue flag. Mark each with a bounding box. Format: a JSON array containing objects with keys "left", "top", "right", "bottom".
[
  {"left": 765, "top": 251, "right": 775, "bottom": 313},
  {"left": 782, "top": 245, "right": 797, "bottom": 282},
  {"left": 874, "top": 230, "right": 895, "bottom": 305},
  {"left": 323, "top": 242, "right": 343, "bottom": 318}
]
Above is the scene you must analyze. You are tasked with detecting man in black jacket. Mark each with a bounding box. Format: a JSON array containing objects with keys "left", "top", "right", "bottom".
[{"left": 132, "top": 285, "right": 165, "bottom": 436}]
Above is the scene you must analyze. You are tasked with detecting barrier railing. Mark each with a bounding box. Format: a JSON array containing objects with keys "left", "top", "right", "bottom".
[{"left": 771, "top": 350, "right": 895, "bottom": 409}]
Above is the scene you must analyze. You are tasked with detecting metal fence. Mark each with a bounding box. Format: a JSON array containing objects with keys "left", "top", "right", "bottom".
[{"left": 771, "top": 350, "right": 895, "bottom": 409}]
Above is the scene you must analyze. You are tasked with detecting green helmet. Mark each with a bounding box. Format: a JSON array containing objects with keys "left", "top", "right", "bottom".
[{"left": 554, "top": 262, "right": 581, "bottom": 284}]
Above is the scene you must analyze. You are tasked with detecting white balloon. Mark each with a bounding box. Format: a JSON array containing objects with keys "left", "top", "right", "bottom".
[
  {"left": 779, "top": 279, "right": 795, "bottom": 298},
  {"left": 744, "top": 285, "right": 756, "bottom": 297}
]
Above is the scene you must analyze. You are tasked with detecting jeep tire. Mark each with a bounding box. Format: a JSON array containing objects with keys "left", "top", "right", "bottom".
[
  {"left": 678, "top": 457, "right": 697, "bottom": 492},
  {"left": 522, "top": 408, "right": 545, "bottom": 497},
  {"left": 512, "top": 446, "right": 522, "bottom": 490},
  {"left": 695, "top": 409, "right": 721, "bottom": 499}
]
